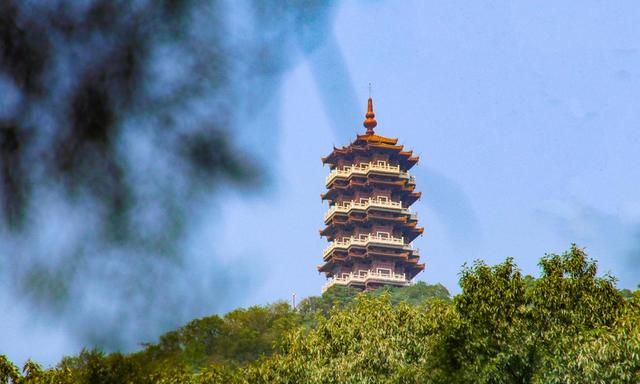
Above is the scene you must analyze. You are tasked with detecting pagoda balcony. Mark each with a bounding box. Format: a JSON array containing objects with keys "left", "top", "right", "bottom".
[
  {"left": 325, "top": 161, "right": 410, "bottom": 187},
  {"left": 321, "top": 270, "right": 409, "bottom": 293},
  {"left": 322, "top": 233, "right": 412, "bottom": 259},
  {"left": 323, "top": 196, "right": 410, "bottom": 222}
]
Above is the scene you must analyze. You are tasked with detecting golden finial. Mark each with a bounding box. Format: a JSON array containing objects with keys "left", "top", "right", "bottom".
[{"left": 363, "top": 97, "right": 377, "bottom": 134}]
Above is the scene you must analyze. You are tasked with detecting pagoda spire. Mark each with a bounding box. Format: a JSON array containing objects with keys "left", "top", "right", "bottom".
[{"left": 363, "top": 97, "right": 377, "bottom": 134}]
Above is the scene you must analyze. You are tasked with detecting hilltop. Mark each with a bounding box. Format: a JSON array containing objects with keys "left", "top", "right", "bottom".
[{"left": 2, "top": 245, "right": 639, "bottom": 383}]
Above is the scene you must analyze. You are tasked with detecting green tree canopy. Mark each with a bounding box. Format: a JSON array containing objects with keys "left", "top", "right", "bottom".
[{"left": 3, "top": 246, "right": 639, "bottom": 383}]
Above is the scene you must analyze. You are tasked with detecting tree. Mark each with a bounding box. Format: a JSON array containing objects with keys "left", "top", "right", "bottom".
[
  {"left": 248, "top": 246, "right": 635, "bottom": 384},
  {"left": 529, "top": 244, "right": 624, "bottom": 337},
  {"left": 534, "top": 287, "right": 640, "bottom": 383},
  {"left": 0, "top": 0, "right": 341, "bottom": 352},
  {"left": 247, "top": 294, "right": 438, "bottom": 383},
  {"left": 443, "top": 257, "right": 534, "bottom": 383},
  {"left": 0, "top": 355, "right": 20, "bottom": 384},
  {"left": 369, "top": 281, "right": 451, "bottom": 306},
  {"left": 4, "top": 245, "right": 638, "bottom": 383}
]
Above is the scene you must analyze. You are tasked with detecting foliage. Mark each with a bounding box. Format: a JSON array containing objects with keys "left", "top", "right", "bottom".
[
  {"left": 296, "top": 282, "right": 450, "bottom": 327},
  {"left": 246, "top": 295, "right": 438, "bottom": 384},
  {"left": 0, "top": 0, "right": 280, "bottom": 352},
  {"left": 0, "top": 355, "right": 21, "bottom": 384},
  {"left": 448, "top": 257, "right": 533, "bottom": 383},
  {"left": 3, "top": 246, "right": 639, "bottom": 383},
  {"left": 369, "top": 281, "right": 451, "bottom": 306},
  {"left": 0, "top": 0, "right": 260, "bottom": 230},
  {"left": 296, "top": 285, "right": 360, "bottom": 327},
  {"left": 249, "top": 245, "right": 636, "bottom": 383}
]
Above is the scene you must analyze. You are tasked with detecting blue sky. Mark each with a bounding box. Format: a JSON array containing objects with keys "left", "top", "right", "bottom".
[
  {"left": 223, "top": 0, "right": 640, "bottom": 304},
  {"left": 3, "top": 0, "right": 640, "bottom": 367}
]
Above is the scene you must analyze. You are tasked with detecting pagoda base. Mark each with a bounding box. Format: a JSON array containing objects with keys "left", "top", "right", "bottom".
[{"left": 321, "top": 270, "right": 410, "bottom": 293}]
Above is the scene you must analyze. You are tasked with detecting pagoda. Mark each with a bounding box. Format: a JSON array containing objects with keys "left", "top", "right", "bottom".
[{"left": 319, "top": 97, "right": 425, "bottom": 292}]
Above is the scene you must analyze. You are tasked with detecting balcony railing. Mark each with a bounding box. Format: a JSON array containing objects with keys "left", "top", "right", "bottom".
[
  {"left": 321, "top": 270, "right": 409, "bottom": 293},
  {"left": 325, "top": 161, "right": 411, "bottom": 186},
  {"left": 324, "top": 196, "right": 410, "bottom": 222},
  {"left": 323, "top": 233, "right": 411, "bottom": 258}
]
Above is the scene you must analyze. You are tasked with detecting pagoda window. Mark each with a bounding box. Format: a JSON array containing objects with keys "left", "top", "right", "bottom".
[
  {"left": 374, "top": 224, "right": 392, "bottom": 232},
  {"left": 355, "top": 155, "right": 369, "bottom": 164},
  {"left": 376, "top": 231, "right": 390, "bottom": 239},
  {"left": 376, "top": 268, "right": 392, "bottom": 276}
]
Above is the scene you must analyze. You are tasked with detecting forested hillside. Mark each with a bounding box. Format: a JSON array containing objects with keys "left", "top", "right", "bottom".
[{"left": 2, "top": 245, "right": 639, "bottom": 383}]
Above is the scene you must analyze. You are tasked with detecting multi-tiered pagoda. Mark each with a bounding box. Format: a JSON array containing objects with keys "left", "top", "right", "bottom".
[{"left": 319, "top": 98, "right": 425, "bottom": 292}]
